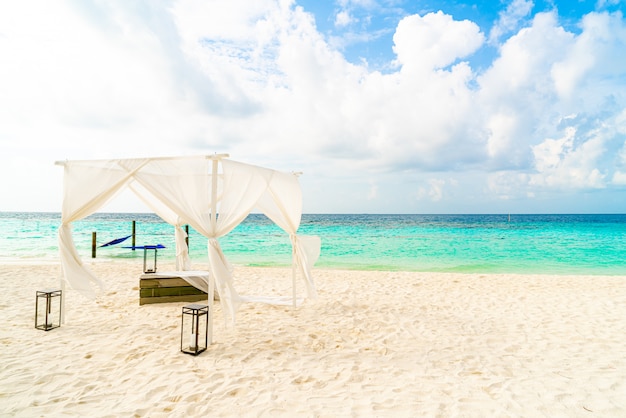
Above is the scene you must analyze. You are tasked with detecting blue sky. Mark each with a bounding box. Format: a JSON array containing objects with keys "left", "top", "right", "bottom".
[
  {"left": 299, "top": 0, "right": 612, "bottom": 70},
  {"left": 0, "top": 0, "right": 625, "bottom": 213}
]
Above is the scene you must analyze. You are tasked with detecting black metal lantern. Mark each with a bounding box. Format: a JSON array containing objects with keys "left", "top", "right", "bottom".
[
  {"left": 35, "top": 289, "right": 62, "bottom": 331},
  {"left": 181, "top": 303, "right": 209, "bottom": 355},
  {"left": 143, "top": 246, "right": 158, "bottom": 273}
]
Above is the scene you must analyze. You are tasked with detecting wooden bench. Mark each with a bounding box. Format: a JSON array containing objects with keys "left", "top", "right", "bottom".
[{"left": 139, "top": 272, "right": 210, "bottom": 305}]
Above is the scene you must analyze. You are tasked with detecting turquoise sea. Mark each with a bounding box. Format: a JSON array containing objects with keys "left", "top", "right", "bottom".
[{"left": 1, "top": 212, "right": 625, "bottom": 275}]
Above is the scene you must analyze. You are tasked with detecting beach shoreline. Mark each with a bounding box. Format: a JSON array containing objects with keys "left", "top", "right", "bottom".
[{"left": 1, "top": 261, "right": 625, "bottom": 417}]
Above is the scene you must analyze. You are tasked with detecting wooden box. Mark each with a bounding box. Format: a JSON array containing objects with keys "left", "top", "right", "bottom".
[{"left": 139, "top": 276, "right": 207, "bottom": 305}]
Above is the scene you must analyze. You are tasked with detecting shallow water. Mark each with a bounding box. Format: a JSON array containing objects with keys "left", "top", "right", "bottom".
[{"left": 1, "top": 212, "right": 625, "bottom": 275}]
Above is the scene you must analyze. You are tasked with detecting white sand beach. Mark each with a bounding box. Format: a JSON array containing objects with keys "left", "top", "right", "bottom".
[{"left": 1, "top": 261, "right": 626, "bottom": 417}]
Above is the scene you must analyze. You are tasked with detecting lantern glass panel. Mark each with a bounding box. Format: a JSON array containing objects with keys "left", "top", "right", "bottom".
[
  {"left": 181, "top": 304, "right": 209, "bottom": 355},
  {"left": 35, "top": 289, "right": 62, "bottom": 331},
  {"left": 143, "top": 247, "right": 157, "bottom": 273}
]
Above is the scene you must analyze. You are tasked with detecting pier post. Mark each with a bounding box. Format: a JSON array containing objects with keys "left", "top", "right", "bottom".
[
  {"left": 92, "top": 232, "right": 97, "bottom": 258},
  {"left": 132, "top": 220, "right": 136, "bottom": 251},
  {"left": 185, "top": 225, "right": 189, "bottom": 247}
]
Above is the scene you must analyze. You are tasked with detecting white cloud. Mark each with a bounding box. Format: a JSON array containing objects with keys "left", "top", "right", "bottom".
[
  {"left": 530, "top": 127, "right": 607, "bottom": 189},
  {"left": 489, "top": 0, "right": 535, "bottom": 44},
  {"left": 0, "top": 1, "right": 625, "bottom": 213},
  {"left": 335, "top": 10, "right": 355, "bottom": 27},
  {"left": 338, "top": 0, "right": 376, "bottom": 9},
  {"left": 612, "top": 171, "right": 626, "bottom": 185},
  {"left": 486, "top": 113, "right": 518, "bottom": 159},
  {"left": 0, "top": 1, "right": 236, "bottom": 156},
  {"left": 367, "top": 181, "right": 378, "bottom": 200},
  {"left": 532, "top": 127, "right": 577, "bottom": 172},
  {"left": 429, "top": 179, "right": 445, "bottom": 201},
  {"left": 392, "top": 11, "right": 484, "bottom": 71},
  {"left": 487, "top": 171, "right": 530, "bottom": 200},
  {"left": 596, "top": 0, "right": 622, "bottom": 7},
  {"left": 611, "top": 115, "right": 626, "bottom": 185},
  {"left": 480, "top": 12, "right": 570, "bottom": 94},
  {"left": 551, "top": 11, "right": 626, "bottom": 99}
]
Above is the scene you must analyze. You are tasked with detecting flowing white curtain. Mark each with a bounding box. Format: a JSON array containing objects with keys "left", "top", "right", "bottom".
[
  {"left": 58, "top": 158, "right": 150, "bottom": 297},
  {"left": 127, "top": 157, "right": 213, "bottom": 271},
  {"left": 203, "top": 159, "right": 274, "bottom": 323},
  {"left": 256, "top": 171, "right": 321, "bottom": 302}
]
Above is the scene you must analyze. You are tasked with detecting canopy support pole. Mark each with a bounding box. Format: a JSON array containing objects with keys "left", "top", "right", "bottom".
[
  {"left": 209, "top": 158, "right": 218, "bottom": 345},
  {"left": 292, "top": 245, "right": 297, "bottom": 309},
  {"left": 207, "top": 153, "right": 227, "bottom": 344}
]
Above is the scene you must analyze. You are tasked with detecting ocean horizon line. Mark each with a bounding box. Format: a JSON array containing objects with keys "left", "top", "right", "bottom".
[{"left": 2, "top": 210, "right": 626, "bottom": 216}]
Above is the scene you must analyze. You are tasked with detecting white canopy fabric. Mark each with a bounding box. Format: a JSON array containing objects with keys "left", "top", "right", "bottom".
[{"left": 56, "top": 155, "right": 321, "bottom": 327}]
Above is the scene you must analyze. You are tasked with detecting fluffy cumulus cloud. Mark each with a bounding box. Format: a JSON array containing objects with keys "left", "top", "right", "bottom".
[
  {"left": 529, "top": 127, "right": 606, "bottom": 189},
  {"left": 488, "top": 0, "right": 534, "bottom": 44},
  {"left": 335, "top": 10, "right": 355, "bottom": 27},
  {"left": 0, "top": 0, "right": 625, "bottom": 213},
  {"left": 392, "top": 11, "right": 484, "bottom": 71}
]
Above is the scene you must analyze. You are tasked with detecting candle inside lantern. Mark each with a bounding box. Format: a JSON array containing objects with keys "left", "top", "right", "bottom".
[
  {"left": 46, "top": 302, "right": 53, "bottom": 326},
  {"left": 189, "top": 333, "right": 196, "bottom": 350}
]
